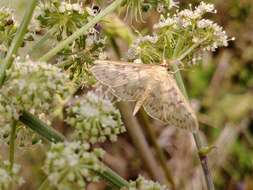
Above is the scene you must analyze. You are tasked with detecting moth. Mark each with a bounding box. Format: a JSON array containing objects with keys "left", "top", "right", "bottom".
[{"left": 90, "top": 60, "right": 198, "bottom": 131}]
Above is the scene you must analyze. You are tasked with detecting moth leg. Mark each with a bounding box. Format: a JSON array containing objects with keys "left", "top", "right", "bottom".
[{"left": 133, "top": 86, "right": 152, "bottom": 115}]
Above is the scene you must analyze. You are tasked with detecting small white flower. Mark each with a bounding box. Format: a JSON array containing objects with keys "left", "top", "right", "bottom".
[{"left": 197, "top": 19, "right": 213, "bottom": 28}]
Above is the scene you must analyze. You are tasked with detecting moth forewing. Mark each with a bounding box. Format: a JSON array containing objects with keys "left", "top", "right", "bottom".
[{"left": 91, "top": 60, "right": 199, "bottom": 131}]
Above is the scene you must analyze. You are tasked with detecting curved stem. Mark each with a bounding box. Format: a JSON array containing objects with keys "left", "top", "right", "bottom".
[
  {"left": 171, "top": 64, "right": 215, "bottom": 190},
  {"left": 0, "top": 0, "right": 37, "bottom": 86},
  {"left": 38, "top": 0, "right": 125, "bottom": 62}
]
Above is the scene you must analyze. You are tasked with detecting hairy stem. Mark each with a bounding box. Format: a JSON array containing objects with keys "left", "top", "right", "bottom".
[
  {"left": 117, "top": 102, "right": 165, "bottom": 183},
  {"left": 137, "top": 109, "right": 175, "bottom": 189},
  {"left": 19, "top": 110, "right": 129, "bottom": 189},
  {"left": 171, "top": 64, "right": 215, "bottom": 190},
  {"left": 0, "top": 0, "right": 37, "bottom": 86},
  {"left": 38, "top": 0, "right": 125, "bottom": 62}
]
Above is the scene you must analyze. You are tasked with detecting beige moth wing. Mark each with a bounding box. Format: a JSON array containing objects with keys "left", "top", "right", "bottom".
[
  {"left": 90, "top": 60, "right": 198, "bottom": 131},
  {"left": 143, "top": 73, "right": 198, "bottom": 131},
  {"left": 90, "top": 60, "right": 152, "bottom": 114}
]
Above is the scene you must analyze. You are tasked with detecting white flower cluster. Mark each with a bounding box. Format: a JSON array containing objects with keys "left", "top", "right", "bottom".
[
  {"left": 0, "top": 160, "right": 24, "bottom": 190},
  {"left": 43, "top": 141, "right": 104, "bottom": 189},
  {"left": 156, "top": 0, "right": 179, "bottom": 13},
  {"left": 154, "top": 2, "right": 231, "bottom": 51},
  {"left": 125, "top": 176, "right": 169, "bottom": 190},
  {"left": 66, "top": 92, "right": 125, "bottom": 144},
  {"left": 0, "top": 59, "right": 72, "bottom": 145},
  {"left": 127, "top": 2, "right": 233, "bottom": 65},
  {"left": 126, "top": 35, "right": 160, "bottom": 62},
  {"left": 58, "top": 2, "right": 85, "bottom": 14}
]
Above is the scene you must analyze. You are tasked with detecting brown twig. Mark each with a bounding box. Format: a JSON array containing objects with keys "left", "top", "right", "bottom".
[
  {"left": 136, "top": 109, "right": 175, "bottom": 189},
  {"left": 117, "top": 102, "right": 166, "bottom": 183}
]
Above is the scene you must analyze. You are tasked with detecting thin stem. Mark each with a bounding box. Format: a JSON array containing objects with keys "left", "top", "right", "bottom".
[
  {"left": 38, "top": 0, "right": 125, "bottom": 62},
  {"left": 9, "top": 121, "right": 17, "bottom": 172},
  {"left": 177, "top": 38, "right": 207, "bottom": 61},
  {"left": 19, "top": 110, "right": 129, "bottom": 189},
  {"left": 28, "top": 27, "right": 56, "bottom": 56},
  {"left": 117, "top": 102, "right": 165, "bottom": 183},
  {"left": 8, "top": 121, "right": 17, "bottom": 190},
  {"left": 38, "top": 177, "right": 50, "bottom": 190},
  {"left": 137, "top": 109, "right": 175, "bottom": 189},
  {"left": 0, "top": 0, "right": 37, "bottom": 86},
  {"left": 171, "top": 64, "right": 215, "bottom": 190}
]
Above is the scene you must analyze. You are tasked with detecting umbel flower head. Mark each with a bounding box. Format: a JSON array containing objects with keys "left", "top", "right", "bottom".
[
  {"left": 0, "top": 160, "right": 24, "bottom": 190},
  {"left": 0, "top": 59, "right": 73, "bottom": 145},
  {"left": 36, "top": 0, "right": 106, "bottom": 86},
  {"left": 43, "top": 141, "right": 104, "bottom": 190},
  {"left": 126, "top": 2, "right": 234, "bottom": 66},
  {"left": 122, "top": 176, "right": 169, "bottom": 190},
  {"left": 66, "top": 91, "right": 125, "bottom": 144}
]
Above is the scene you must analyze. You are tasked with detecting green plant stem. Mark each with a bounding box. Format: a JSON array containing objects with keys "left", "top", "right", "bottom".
[
  {"left": 171, "top": 64, "right": 215, "bottom": 190},
  {"left": 8, "top": 121, "right": 17, "bottom": 190},
  {"left": 0, "top": 0, "right": 37, "bottom": 86},
  {"left": 38, "top": 0, "right": 125, "bottom": 62},
  {"left": 38, "top": 177, "right": 50, "bottom": 190},
  {"left": 28, "top": 27, "right": 56, "bottom": 56},
  {"left": 97, "top": 165, "right": 130, "bottom": 189},
  {"left": 19, "top": 110, "right": 129, "bottom": 189},
  {"left": 9, "top": 121, "right": 17, "bottom": 172},
  {"left": 117, "top": 102, "right": 165, "bottom": 183},
  {"left": 177, "top": 38, "right": 207, "bottom": 61},
  {"left": 19, "top": 110, "right": 66, "bottom": 143},
  {"left": 137, "top": 109, "right": 175, "bottom": 189}
]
